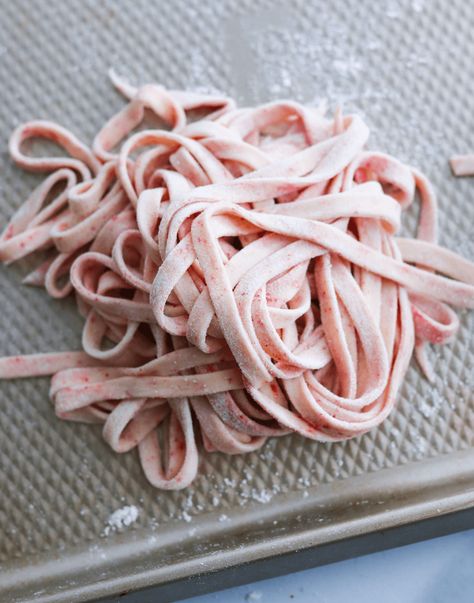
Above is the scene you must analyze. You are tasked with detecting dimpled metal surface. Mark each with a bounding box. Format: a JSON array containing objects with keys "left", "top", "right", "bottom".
[{"left": 0, "top": 1, "right": 472, "bottom": 601}]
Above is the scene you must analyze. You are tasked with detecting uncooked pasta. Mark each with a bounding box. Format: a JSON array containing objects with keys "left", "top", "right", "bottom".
[{"left": 0, "top": 74, "right": 473, "bottom": 489}]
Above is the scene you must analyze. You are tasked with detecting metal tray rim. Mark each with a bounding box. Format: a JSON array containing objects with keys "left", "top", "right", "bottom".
[{"left": 3, "top": 448, "right": 474, "bottom": 603}]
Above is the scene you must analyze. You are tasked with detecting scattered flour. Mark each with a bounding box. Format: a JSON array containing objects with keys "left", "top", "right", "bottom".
[
  {"left": 103, "top": 505, "right": 139, "bottom": 536},
  {"left": 418, "top": 383, "right": 448, "bottom": 419},
  {"left": 239, "top": 0, "right": 442, "bottom": 164}
]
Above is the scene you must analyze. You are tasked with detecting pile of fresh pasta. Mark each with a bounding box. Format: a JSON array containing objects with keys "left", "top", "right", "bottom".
[{"left": 0, "top": 74, "right": 473, "bottom": 489}]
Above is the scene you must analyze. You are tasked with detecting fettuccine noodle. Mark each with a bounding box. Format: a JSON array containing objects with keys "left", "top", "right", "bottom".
[{"left": 0, "top": 74, "right": 472, "bottom": 489}]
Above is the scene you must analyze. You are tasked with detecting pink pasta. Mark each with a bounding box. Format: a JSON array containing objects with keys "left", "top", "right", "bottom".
[{"left": 0, "top": 74, "right": 473, "bottom": 489}]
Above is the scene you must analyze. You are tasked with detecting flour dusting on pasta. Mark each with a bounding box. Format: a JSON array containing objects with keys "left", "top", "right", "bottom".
[{"left": 0, "top": 74, "right": 473, "bottom": 490}]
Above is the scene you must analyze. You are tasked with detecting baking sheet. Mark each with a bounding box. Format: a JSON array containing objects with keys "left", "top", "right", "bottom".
[{"left": 0, "top": 1, "right": 473, "bottom": 602}]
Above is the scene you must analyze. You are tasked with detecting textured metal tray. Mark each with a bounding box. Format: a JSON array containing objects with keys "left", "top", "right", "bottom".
[{"left": 0, "top": 1, "right": 473, "bottom": 602}]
